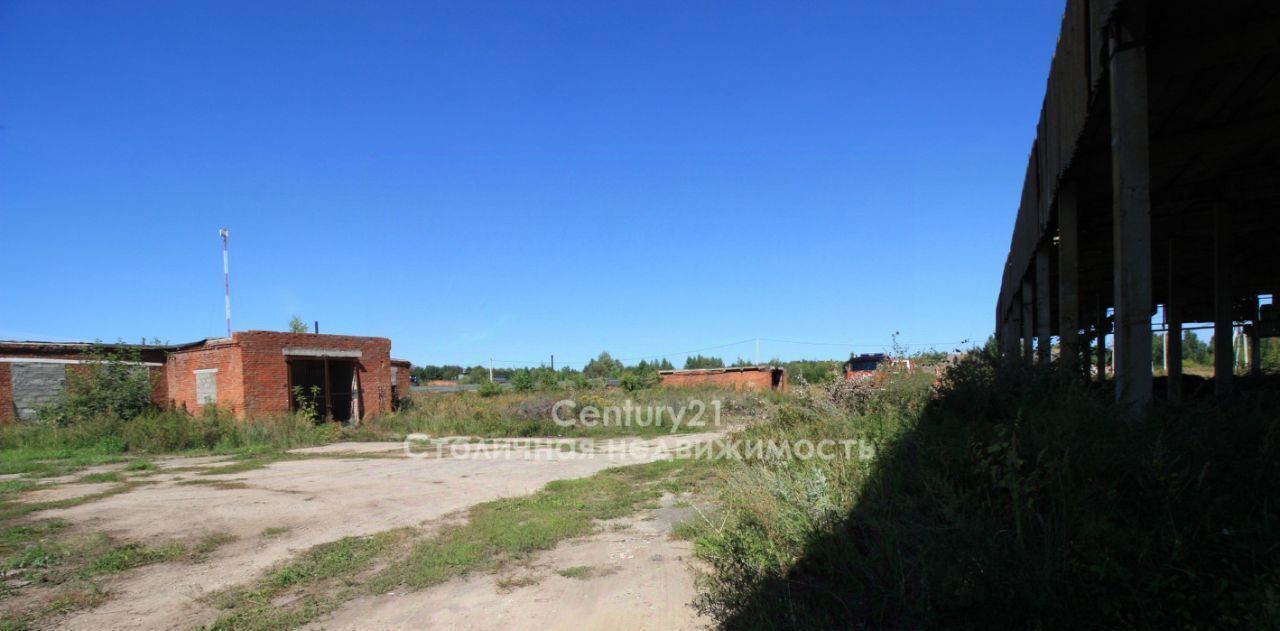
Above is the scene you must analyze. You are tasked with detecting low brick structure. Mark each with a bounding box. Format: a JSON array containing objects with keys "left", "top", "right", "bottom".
[
  {"left": 0, "top": 341, "right": 172, "bottom": 423},
  {"left": 659, "top": 366, "right": 786, "bottom": 391},
  {"left": 1, "top": 331, "right": 409, "bottom": 425}
]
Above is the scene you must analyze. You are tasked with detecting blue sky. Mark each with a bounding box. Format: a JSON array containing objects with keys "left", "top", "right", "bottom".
[{"left": 0, "top": 0, "right": 1064, "bottom": 368}]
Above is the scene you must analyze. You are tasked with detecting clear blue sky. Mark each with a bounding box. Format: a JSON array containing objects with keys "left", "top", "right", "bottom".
[{"left": 0, "top": 0, "right": 1064, "bottom": 368}]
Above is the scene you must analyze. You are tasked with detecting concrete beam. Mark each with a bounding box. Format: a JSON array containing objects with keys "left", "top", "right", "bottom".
[
  {"left": 1109, "top": 20, "right": 1154, "bottom": 411},
  {"left": 1058, "top": 181, "right": 1080, "bottom": 370},
  {"left": 1214, "top": 206, "right": 1234, "bottom": 395},
  {"left": 1036, "top": 245, "right": 1052, "bottom": 363},
  {"left": 1166, "top": 240, "right": 1182, "bottom": 402}
]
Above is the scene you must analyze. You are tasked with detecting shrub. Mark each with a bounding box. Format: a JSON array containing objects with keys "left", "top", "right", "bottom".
[
  {"left": 477, "top": 380, "right": 503, "bottom": 397},
  {"left": 38, "top": 345, "right": 155, "bottom": 427}
]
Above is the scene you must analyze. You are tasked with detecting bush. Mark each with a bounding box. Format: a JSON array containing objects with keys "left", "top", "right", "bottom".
[
  {"left": 38, "top": 345, "right": 155, "bottom": 426},
  {"left": 477, "top": 380, "right": 503, "bottom": 397}
]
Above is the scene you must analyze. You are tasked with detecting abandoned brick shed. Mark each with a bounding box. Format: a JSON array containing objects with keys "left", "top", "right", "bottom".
[
  {"left": 658, "top": 366, "right": 787, "bottom": 391},
  {"left": 0, "top": 331, "right": 412, "bottom": 424}
]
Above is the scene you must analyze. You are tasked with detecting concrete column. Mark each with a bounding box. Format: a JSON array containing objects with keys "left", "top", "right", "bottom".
[
  {"left": 1036, "top": 245, "right": 1052, "bottom": 363},
  {"left": 1248, "top": 296, "right": 1261, "bottom": 378},
  {"left": 1022, "top": 280, "right": 1035, "bottom": 363},
  {"left": 1081, "top": 323, "right": 1093, "bottom": 376},
  {"left": 1109, "top": 20, "right": 1154, "bottom": 410},
  {"left": 1096, "top": 297, "right": 1109, "bottom": 382},
  {"left": 1214, "top": 206, "right": 1234, "bottom": 395},
  {"left": 1166, "top": 241, "right": 1182, "bottom": 401},
  {"left": 1058, "top": 181, "right": 1080, "bottom": 370}
]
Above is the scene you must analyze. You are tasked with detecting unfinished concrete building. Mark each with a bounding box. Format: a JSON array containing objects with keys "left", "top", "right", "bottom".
[
  {"left": 659, "top": 366, "right": 787, "bottom": 391},
  {"left": 0, "top": 331, "right": 413, "bottom": 424},
  {"left": 995, "top": 0, "right": 1280, "bottom": 408}
]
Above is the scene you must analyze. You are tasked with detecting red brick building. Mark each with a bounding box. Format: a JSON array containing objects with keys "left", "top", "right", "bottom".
[
  {"left": 658, "top": 366, "right": 786, "bottom": 391},
  {"left": 1, "top": 331, "right": 412, "bottom": 424}
]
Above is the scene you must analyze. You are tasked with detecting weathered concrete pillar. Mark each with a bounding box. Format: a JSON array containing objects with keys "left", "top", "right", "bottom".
[
  {"left": 1166, "top": 241, "right": 1182, "bottom": 401},
  {"left": 1036, "top": 244, "right": 1052, "bottom": 363},
  {"left": 1096, "top": 297, "right": 1108, "bottom": 382},
  {"left": 1247, "top": 296, "right": 1261, "bottom": 378},
  {"left": 1058, "top": 181, "right": 1080, "bottom": 370},
  {"left": 1214, "top": 206, "right": 1234, "bottom": 395},
  {"left": 1022, "top": 280, "right": 1035, "bottom": 363},
  {"left": 1109, "top": 19, "right": 1154, "bottom": 410},
  {"left": 1081, "top": 323, "right": 1093, "bottom": 376}
]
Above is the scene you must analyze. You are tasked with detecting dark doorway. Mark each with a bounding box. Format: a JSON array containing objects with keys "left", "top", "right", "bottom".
[{"left": 288, "top": 358, "right": 359, "bottom": 423}]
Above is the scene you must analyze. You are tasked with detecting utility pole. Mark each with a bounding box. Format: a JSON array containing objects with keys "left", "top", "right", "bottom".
[
  {"left": 219, "top": 228, "right": 231, "bottom": 337},
  {"left": 489, "top": 358, "right": 493, "bottom": 381},
  {"left": 551, "top": 355, "right": 555, "bottom": 371}
]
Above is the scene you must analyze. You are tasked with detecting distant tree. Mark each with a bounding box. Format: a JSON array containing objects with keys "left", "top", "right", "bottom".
[
  {"left": 1186, "top": 331, "right": 1210, "bottom": 365},
  {"left": 1152, "top": 333, "right": 1164, "bottom": 368},
  {"left": 510, "top": 369, "right": 534, "bottom": 392},
  {"left": 683, "top": 355, "right": 724, "bottom": 370},
  {"left": 731, "top": 357, "right": 755, "bottom": 367},
  {"left": 583, "top": 351, "right": 624, "bottom": 379},
  {"left": 463, "top": 365, "right": 490, "bottom": 384},
  {"left": 288, "top": 316, "right": 308, "bottom": 334}
]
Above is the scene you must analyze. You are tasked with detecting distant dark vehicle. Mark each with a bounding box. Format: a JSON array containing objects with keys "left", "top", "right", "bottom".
[{"left": 410, "top": 375, "right": 419, "bottom": 386}]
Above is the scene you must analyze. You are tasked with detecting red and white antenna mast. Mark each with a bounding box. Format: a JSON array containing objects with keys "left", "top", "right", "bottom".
[{"left": 219, "top": 228, "right": 231, "bottom": 337}]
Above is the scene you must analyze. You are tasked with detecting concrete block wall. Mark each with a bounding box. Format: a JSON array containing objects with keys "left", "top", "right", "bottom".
[{"left": 0, "top": 347, "right": 167, "bottom": 424}]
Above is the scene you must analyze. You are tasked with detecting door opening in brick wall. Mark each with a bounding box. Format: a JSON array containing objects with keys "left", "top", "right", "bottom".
[{"left": 288, "top": 358, "right": 358, "bottom": 423}]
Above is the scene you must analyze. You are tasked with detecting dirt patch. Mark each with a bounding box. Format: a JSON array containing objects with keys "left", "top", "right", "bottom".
[
  {"left": 304, "top": 494, "right": 707, "bottom": 630},
  {"left": 43, "top": 434, "right": 720, "bottom": 630},
  {"left": 14, "top": 482, "right": 117, "bottom": 504}
]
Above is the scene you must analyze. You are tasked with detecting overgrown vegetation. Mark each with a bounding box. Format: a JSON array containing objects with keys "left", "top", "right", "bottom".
[
  {"left": 687, "top": 349, "right": 1280, "bottom": 629},
  {"left": 372, "top": 387, "right": 772, "bottom": 439}
]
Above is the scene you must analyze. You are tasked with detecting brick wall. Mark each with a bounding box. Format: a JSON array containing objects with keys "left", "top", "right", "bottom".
[
  {"left": 0, "top": 364, "right": 11, "bottom": 424},
  {"left": 166, "top": 342, "right": 242, "bottom": 415},
  {"left": 659, "top": 368, "right": 784, "bottom": 391},
  {"left": 233, "top": 331, "right": 393, "bottom": 420},
  {"left": 0, "top": 345, "right": 168, "bottom": 424},
  {"left": 391, "top": 360, "right": 411, "bottom": 402}
]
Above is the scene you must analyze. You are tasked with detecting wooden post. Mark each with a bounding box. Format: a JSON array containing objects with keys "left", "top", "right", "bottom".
[
  {"left": 1214, "top": 206, "right": 1234, "bottom": 395},
  {"left": 1036, "top": 244, "right": 1052, "bottom": 363},
  {"left": 1109, "top": 18, "right": 1154, "bottom": 411},
  {"left": 323, "top": 357, "right": 333, "bottom": 421},
  {"left": 285, "top": 359, "right": 294, "bottom": 412},
  {"left": 1058, "top": 181, "right": 1080, "bottom": 370},
  {"left": 1166, "top": 241, "right": 1182, "bottom": 401}
]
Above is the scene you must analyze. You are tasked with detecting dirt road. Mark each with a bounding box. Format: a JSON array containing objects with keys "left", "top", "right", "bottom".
[{"left": 34, "top": 435, "right": 716, "bottom": 630}]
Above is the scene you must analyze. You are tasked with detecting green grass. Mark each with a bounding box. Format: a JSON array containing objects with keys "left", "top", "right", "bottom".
[
  {"left": 75, "top": 472, "right": 123, "bottom": 484},
  {"left": 80, "top": 541, "right": 187, "bottom": 575},
  {"left": 687, "top": 353, "right": 1280, "bottom": 629},
  {"left": 123, "top": 459, "right": 155, "bottom": 472},
  {"left": 0, "top": 483, "right": 138, "bottom": 522},
  {"left": 555, "top": 565, "right": 617, "bottom": 580},
  {"left": 0, "top": 521, "right": 238, "bottom": 627},
  {"left": 260, "top": 526, "right": 289, "bottom": 538},
  {"left": 208, "top": 457, "right": 718, "bottom": 630}
]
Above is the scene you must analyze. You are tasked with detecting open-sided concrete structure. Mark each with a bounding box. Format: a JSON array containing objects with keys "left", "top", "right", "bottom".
[{"left": 995, "top": 0, "right": 1280, "bottom": 408}]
